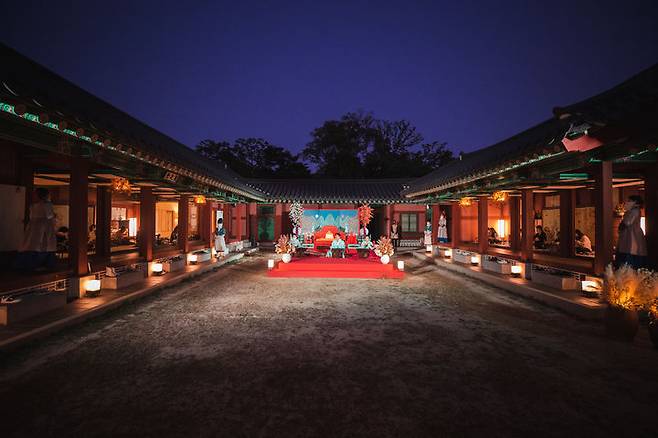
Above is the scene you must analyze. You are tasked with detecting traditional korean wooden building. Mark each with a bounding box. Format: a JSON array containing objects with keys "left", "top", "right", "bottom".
[{"left": 404, "top": 63, "right": 658, "bottom": 274}]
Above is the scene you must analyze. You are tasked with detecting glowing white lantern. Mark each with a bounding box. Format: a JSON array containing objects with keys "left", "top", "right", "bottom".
[
  {"left": 426, "top": 245, "right": 432, "bottom": 253},
  {"left": 152, "top": 263, "right": 163, "bottom": 275},
  {"left": 85, "top": 279, "right": 101, "bottom": 293},
  {"left": 444, "top": 248, "right": 452, "bottom": 258},
  {"left": 470, "top": 255, "right": 479, "bottom": 265},
  {"left": 267, "top": 259, "right": 275, "bottom": 269},
  {"left": 397, "top": 260, "right": 405, "bottom": 271},
  {"left": 496, "top": 219, "right": 506, "bottom": 240},
  {"left": 188, "top": 253, "right": 198, "bottom": 264},
  {"left": 510, "top": 265, "right": 522, "bottom": 277}
]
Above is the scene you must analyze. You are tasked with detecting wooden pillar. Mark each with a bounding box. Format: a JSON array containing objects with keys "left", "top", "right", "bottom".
[
  {"left": 199, "top": 202, "right": 212, "bottom": 246},
  {"left": 249, "top": 203, "right": 258, "bottom": 244},
  {"left": 178, "top": 195, "right": 190, "bottom": 253},
  {"left": 274, "top": 203, "right": 283, "bottom": 239},
  {"left": 96, "top": 186, "right": 112, "bottom": 258},
  {"left": 521, "top": 189, "right": 534, "bottom": 262},
  {"left": 385, "top": 204, "right": 393, "bottom": 237},
  {"left": 69, "top": 158, "right": 89, "bottom": 276},
  {"left": 236, "top": 204, "right": 244, "bottom": 241},
  {"left": 510, "top": 196, "right": 521, "bottom": 251},
  {"left": 594, "top": 161, "right": 614, "bottom": 274},
  {"left": 477, "top": 196, "right": 488, "bottom": 254},
  {"left": 559, "top": 190, "right": 576, "bottom": 258},
  {"left": 450, "top": 203, "right": 460, "bottom": 247},
  {"left": 431, "top": 204, "right": 439, "bottom": 244},
  {"left": 645, "top": 164, "right": 658, "bottom": 270},
  {"left": 139, "top": 187, "right": 155, "bottom": 261}
]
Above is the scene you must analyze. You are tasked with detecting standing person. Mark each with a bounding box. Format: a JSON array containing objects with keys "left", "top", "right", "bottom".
[
  {"left": 390, "top": 220, "right": 399, "bottom": 249},
  {"left": 616, "top": 195, "right": 647, "bottom": 269},
  {"left": 215, "top": 218, "right": 228, "bottom": 255},
  {"left": 17, "top": 188, "right": 57, "bottom": 270},
  {"left": 423, "top": 221, "right": 432, "bottom": 247},
  {"left": 437, "top": 211, "right": 448, "bottom": 243}
]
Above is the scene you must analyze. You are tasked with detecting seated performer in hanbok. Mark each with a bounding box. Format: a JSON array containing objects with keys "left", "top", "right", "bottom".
[
  {"left": 326, "top": 233, "right": 346, "bottom": 258},
  {"left": 424, "top": 221, "right": 432, "bottom": 246},
  {"left": 438, "top": 211, "right": 448, "bottom": 243}
]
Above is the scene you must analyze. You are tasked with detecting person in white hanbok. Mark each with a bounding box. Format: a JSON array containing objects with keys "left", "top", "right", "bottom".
[
  {"left": 16, "top": 188, "right": 57, "bottom": 270},
  {"left": 214, "top": 218, "right": 228, "bottom": 255},
  {"left": 423, "top": 221, "right": 432, "bottom": 246}
]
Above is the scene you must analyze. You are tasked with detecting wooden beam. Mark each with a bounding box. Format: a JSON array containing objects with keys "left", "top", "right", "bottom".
[
  {"left": 69, "top": 157, "right": 89, "bottom": 276},
  {"left": 139, "top": 187, "right": 155, "bottom": 261},
  {"left": 559, "top": 190, "right": 576, "bottom": 258},
  {"left": 450, "top": 203, "right": 460, "bottom": 247},
  {"left": 520, "top": 189, "right": 534, "bottom": 262},
  {"left": 178, "top": 195, "right": 190, "bottom": 253},
  {"left": 509, "top": 196, "right": 520, "bottom": 250},
  {"left": 644, "top": 163, "right": 658, "bottom": 270},
  {"left": 95, "top": 186, "right": 111, "bottom": 258},
  {"left": 477, "top": 196, "right": 488, "bottom": 254},
  {"left": 594, "top": 161, "right": 614, "bottom": 274}
]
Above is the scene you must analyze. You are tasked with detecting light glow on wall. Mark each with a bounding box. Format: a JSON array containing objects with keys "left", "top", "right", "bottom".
[
  {"left": 641, "top": 216, "right": 646, "bottom": 234},
  {"left": 496, "top": 219, "right": 507, "bottom": 240},
  {"left": 128, "top": 218, "right": 137, "bottom": 237}
]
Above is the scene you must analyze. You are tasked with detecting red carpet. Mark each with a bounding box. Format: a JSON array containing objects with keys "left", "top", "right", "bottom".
[{"left": 268, "top": 256, "right": 404, "bottom": 279}]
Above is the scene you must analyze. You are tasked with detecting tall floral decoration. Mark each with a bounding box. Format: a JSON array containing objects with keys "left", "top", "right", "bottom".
[
  {"left": 358, "top": 204, "right": 373, "bottom": 227},
  {"left": 289, "top": 202, "right": 304, "bottom": 231},
  {"left": 275, "top": 235, "right": 296, "bottom": 255},
  {"left": 374, "top": 236, "right": 394, "bottom": 257}
]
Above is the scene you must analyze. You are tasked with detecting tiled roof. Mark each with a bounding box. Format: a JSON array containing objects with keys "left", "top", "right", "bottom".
[
  {"left": 554, "top": 63, "right": 658, "bottom": 124},
  {"left": 249, "top": 179, "right": 412, "bottom": 203},
  {"left": 0, "top": 43, "right": 264, "bottom": 201},
  {"left": 403, "top": 118, "right": 569, "bottom": 198}
]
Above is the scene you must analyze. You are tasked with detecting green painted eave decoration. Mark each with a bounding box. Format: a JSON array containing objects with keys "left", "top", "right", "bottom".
[
  {"left": 560, "top": 173, "right": 588, "bottom": 180},
  {"left": 22, "top": 112, "right": 40, "bottom": 123},
  {"left": 0, "top": 102, "right": 16, "bottom": 114},
  {"left": 62, "top": 128, "right": 78, "bottom": 137}
]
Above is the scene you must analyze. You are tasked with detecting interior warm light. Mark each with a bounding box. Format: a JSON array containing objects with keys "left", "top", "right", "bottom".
[
  {"left": 194, "top": 195, "right": 206, "bottom": 204},
  {"left": 128, "top": 217, "right": 137, "bottom": 237},
  {"left": 267, "top": 259, "right": 275, "bottom": 269},
  {"left": 397, "top": 260, "right": 405, "bottom": 271},
  {"left": 492, "top": 191, "right": 508, "bottom": 203},
  {"left": 152, "top": 263, "right": 163, "bottom": 275},
  {"left": 85, "top": 279, "right": 101, "bottom": 292},
  {"left": 581, "top": 280, "right": 602, "bottom": 291},
  {"left": 511, "top": 265, "right": 522, "bottom": 277},
  {"left": 459, "top": 197, "right": 472, "bottom": 207},
  {"left": 496, "top": 219, "right": 506, "bottom": 240},
  {"left": 641, "top": 216, "right": 646, "bottom": 234},
  {"left": 110, "top": 177, "right": 131, "bottom": 194},
  {"left": 471, "top": 255, "right": 479, "bottom": 265}
]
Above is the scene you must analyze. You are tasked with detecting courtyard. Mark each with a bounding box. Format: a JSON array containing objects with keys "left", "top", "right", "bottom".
[{"left": 1, "top": 254, "right": 657, "bottom": 437}]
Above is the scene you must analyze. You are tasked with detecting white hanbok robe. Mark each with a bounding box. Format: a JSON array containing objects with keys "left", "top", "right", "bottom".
[{"left": 22, "top": 200, "right": 57, "bottom": 252}]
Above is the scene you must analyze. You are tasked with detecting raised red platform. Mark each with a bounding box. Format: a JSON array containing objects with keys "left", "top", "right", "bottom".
[{"left": 268, "top": 256, "right": 404, "bottom": 279}]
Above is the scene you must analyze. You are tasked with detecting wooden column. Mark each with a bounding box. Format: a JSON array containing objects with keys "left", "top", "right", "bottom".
[
  {"left": 274, "top": 203, "right": 282, "bottom": 239},
  {"left": 200, "top": 202, "right": 212, "bottom": 246},
  {"left": 139, "top": 187, "right": 155, "bottom": 261},
  {"left": 645, "top": 163, "right": 658, "bottom": 270},
  {"left": 559, "top": 190, "right": 576, "bottom": 258},
  {"left": 249, "top": 203, "right": 258, "bottom": 244},
  {"left": 477, "top": 196, "right": 488, "bottom": 254},
  {"left": 69, "top": 158, "right": 89, "bottom": 276},
  {"left": 96, "top": 186, "right": 112, "bottom": 258},
  {"left": 509, "top": 196, "right": 521, "bottom": 251},
  {"left": 431, "top": 204, "right": 439, "bottom": 244},
  {"left": 178, "top": 195, "right": 190, "bottom": 253},
  {"left": 521, "top": 189, "right": 534, "bottom": 262},
  {"left": 385, "top": 204, "right": 393, "bottom": 237},
  {"left": 236, "top": 204, "right": 244, "bottom": 241},
  {"left": 594, "top": 161, "right": 614, "bottom": 274},
  {"left": 450, "top": 203, "right": 460, "bottom": 247}
]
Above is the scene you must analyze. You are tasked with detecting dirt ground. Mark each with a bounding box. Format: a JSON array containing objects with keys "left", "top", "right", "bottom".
[{"left": 1, "top": 253, "right": 657, "bottom": 438}]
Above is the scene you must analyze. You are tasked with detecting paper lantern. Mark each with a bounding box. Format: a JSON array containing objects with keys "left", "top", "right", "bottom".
[
  {"left": 444, "top": 248, "right": 452, "bottom": 258},
  {"left": 397, "top": 260, "right": 405, "bottom": 271},
  {"left": 511, "top": 265, "right": 522, "bottom": 277},
  {"left": 85, "top": 279, "right": 101, "bottom": 292},
  {"left": 470, "top": 255, "right": 479, "bottom": 265},
  {"left": 492, "top": 191, "right": 508, "bottom": 203},
  {"left": 194, "top": 195, "right": 206, "bottom": 204},
  {"left": 426, "top": 244, "right": 433, "bottom": 253},
  {"left": 110, "top": 177, "right": 131, "bottom": 194},
  {"left": 152, "top": 263, "right": 163, "bottom": 275},
  {"left": 267, "top": 259, "right": 275, "bottom": 269},
  {"left": 458, "top": 197, "right": 472, "bottom": 207},
  {"left": 188, "top": 253, "right": 198, "bottom": 264}
]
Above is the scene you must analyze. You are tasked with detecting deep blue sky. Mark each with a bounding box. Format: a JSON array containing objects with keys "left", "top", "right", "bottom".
[{"left": 3, "top": 0, "right": 658, "bottom": 155}]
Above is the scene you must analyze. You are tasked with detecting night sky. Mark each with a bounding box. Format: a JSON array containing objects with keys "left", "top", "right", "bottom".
[{"left": 3, "top": 0, "right": 657, "bottom": 155}]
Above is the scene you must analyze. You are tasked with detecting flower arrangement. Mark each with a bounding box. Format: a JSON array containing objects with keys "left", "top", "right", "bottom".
[
  {"left": 275, "top": 234, "right": 296, "bottom": 255},
  {"left": 289, "top": 202, "right": 304, "bottom": 230},
  {"left": 358, "top": 204, "right": 373, "bottom": 226},
  {"left": 110, "top": 177, "right": 131, "bottom": 194},
  {"left": 603, "top": 264, "right": 658, "bottom": 310},
  {"left": 374, "top": 236, "right": 394, "bottom": 257}
]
